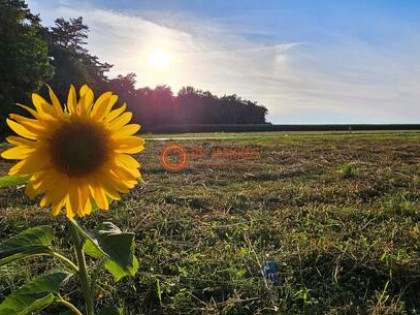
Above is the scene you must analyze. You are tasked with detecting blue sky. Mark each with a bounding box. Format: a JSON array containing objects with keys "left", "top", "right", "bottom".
[{"left": 28, "top": 0, "right": 420, "bottom": 124}]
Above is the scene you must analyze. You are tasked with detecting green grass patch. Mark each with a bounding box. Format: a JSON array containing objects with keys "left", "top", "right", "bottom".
[{"left": 2, "top": 131, "right": 420, "bottom": 314}]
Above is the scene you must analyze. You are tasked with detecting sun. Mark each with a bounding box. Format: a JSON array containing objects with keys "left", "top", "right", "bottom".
[{"left": 147, "top": 49, "right": 172, "bottom": 72}]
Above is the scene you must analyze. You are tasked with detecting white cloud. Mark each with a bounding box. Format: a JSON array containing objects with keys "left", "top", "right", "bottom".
[{"left": 27, "top": 0, "right": 420, "bottom": 123}]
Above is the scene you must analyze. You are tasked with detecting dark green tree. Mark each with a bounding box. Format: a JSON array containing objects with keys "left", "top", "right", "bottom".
[
  {"left": 50, "top": 17, "right": 88, "bottom": 51},
  {"left": 0, "top": 0, "right": 54, "bottom": 136},
  {"left": 45, "top": 17, "right": 112, "bottom": 100}
]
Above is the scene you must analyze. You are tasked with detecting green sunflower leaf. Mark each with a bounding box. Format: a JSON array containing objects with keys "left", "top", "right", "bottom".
[
  {"left": 0, "top": 175, "right": 31, "bottom": 187},
  {"left": 104, "top": 256, "right": 139, "bottom": 281},
  {"left": 77, "top": 221, "right": 139, "bottom": 281},
  {"left": 0, "top": 246, "right": 55, "bottom": 267},
  {"left": 0, "top": 272, "right": 70, "bottom": 315},
  {"left": 0, "top": 226, "right": 54, "bottom": 266}
]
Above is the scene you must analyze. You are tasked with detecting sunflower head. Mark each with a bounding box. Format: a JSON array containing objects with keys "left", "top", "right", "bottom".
[{"left": 1, "top": 84, "right": 145, "bottom": 218}]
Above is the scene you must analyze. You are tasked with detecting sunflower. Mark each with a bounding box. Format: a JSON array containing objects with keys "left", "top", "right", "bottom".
[{"left": 1, "top": 85, "right": 145, "bottom": 218}]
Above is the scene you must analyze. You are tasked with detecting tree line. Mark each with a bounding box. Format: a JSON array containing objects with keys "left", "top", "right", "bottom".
[{"left": 0, "top": 0, "right": 268, "bottom": 135}]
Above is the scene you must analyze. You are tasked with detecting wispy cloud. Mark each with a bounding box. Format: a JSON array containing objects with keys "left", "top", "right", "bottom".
[{"left": 28, "top": 0, "right": 420, "bottom": 123}]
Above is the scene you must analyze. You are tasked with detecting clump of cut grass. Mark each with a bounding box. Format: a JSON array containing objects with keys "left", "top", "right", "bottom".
[
  {"left": 339, "top": 163, "right": 358, "bottom": 178},
  {"left": 383, "top": 194, "right": 416, "bottom": 216}
]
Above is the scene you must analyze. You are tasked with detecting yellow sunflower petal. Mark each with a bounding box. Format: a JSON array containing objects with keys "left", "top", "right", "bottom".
[
  {"left": 101, "top": 179, "right": 121, "bottom": 200},
  {"left": 25, "top": 181, "right": 41, "bottom": 199},
  {"left": 112, "top": 124, "right": 140, "bottom": 138},
  {"left": 104, "top": 103, "right": 127, "bottom": 124},
  {"left": 106, "top": 112, "right": 132, "bottom": 130},
  {"left": 6, "top": 119, "right": 38, "bottom": 140},
  {"left": 65, "top": 195, "right": 75, "bottom": 219},
  {"left": 83, "top": 198, "right": 92, "bottom": 216},
  {"left": 6, "top": 136, "right": 38, "bottom": 147},
  {"left": 91, "top": 186, "right": 109, "bottom": 210},
  {"left": 106, "top": 171, "right": 133, "bottom": 192},
  {"left": 67, "top": 85, "right": 77, "bottom": 114},
  {"left": 77, "top": 185, "right": 91, "bottom": 217},
  {"left": 40, "top": 196, "right": 51, "bottom": 208},
  {"left": 92, "top": 94, "right": 118, "bottom": 121},
  {"left": 1, "top": 146, "right": 36, "bottom": 159},
  {"left": 113, "top": 162, "right": 140, "bottom": 179},
  {"left": 115, "top": 153, "right": 140, "bottom": 169},
  {"left": 16, "top": 103, "right": 40, "bottom": 119},
  {"left": 47, "top": 84, "right": 64, "bottom": 115},
  {"left": 51, "top": 200, "right": 65, "bottom": 216},
  {"left": 90, "top": 92, "right": 112, "bottom": 118},
  {"left": 9, "top": 153, "right": 50, "bottom": 175},
  {"left": 67, "top": 184, "right": 80, "bottom": 217},
  {"left": 42, "top": 173, "right": 69, "bottom": 207},
  {"left": 114, "top": 136, "right": 145, "bottom": 154},
  {"left": 9, "top": 114, "right": 45, "bottom": 133},
  {"left": 32, "top": 93, "right": 55, "bottom": 116},
  {"left": 79, "top": 85, "right": 94, "bottom": 115},
  {"left": 25, "top": 170, "right": 63, "bottom": 206}
]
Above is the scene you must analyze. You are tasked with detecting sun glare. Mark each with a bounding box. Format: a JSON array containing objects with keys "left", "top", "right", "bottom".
[{"left": 147, "top": 49, "right": 172, "bottom": 71}]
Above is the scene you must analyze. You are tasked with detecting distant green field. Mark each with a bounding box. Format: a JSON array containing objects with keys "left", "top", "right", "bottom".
[
  {"left": 2, "top": 131, "right": 420, "bottom": 314},
  {"left": 143, "top": 130, "right": 420, "bottom": 141}
]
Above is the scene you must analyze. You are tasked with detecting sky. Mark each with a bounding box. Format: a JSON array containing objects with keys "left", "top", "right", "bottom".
[{"left": 27, "top": 0, "right": 420, "bottom": 124}]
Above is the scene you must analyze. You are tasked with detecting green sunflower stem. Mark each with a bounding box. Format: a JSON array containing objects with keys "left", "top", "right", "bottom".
[
  {"left": 56, "top": 295, "right": 84, "bottom": 315},
  {"left": 69, "top": 219, "right": 95, "bottom": 315}
]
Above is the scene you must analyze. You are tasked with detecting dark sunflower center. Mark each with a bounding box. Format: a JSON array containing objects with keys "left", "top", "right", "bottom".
[{"left": 49, "top": 121, "right": 109, "bottom": 177}]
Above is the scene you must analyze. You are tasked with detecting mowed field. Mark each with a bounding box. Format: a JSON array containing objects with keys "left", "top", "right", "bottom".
[{"left": 1, "top": 131, "right": 420, "bottom": 314}]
